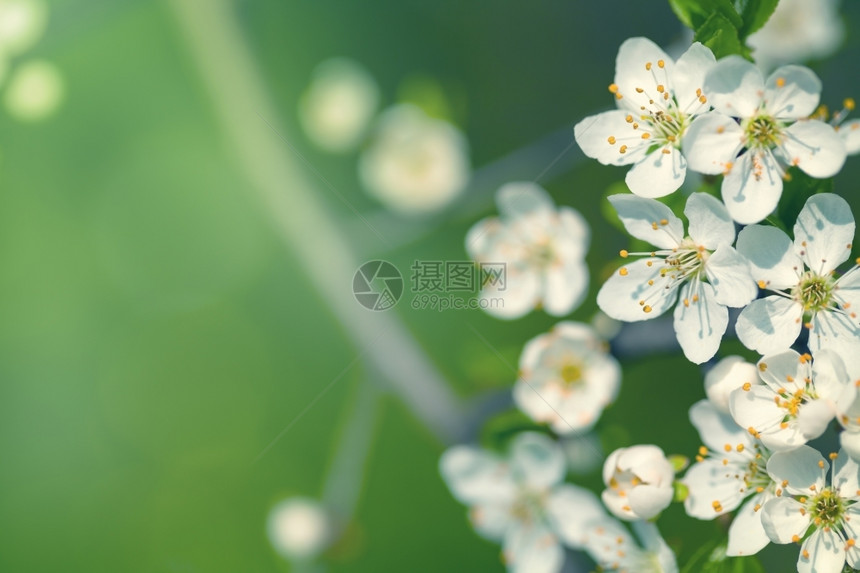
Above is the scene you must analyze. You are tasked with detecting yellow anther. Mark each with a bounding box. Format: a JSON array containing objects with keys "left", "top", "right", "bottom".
[
  {"left": 819, "top": 460, "right": 825, "bottom": 468},
  {"left": 712, "top": 500, "right": 722, "bottom": 512},
  {"left": 619, "top": 145, "right": 628, "bottom": 154},
  {"left": 776, "top": 77, "right": 786, "bottom": 88},
  {"left": 608, "top": 83, "right": 619, "bottom": 94},
  {"left": 619, "top": 249, "right": 628, "bottom": 258},
  {"left": 757, "top": 280, "right": 767, "bottom": 289},
  {"left": 625, "top": 114, "right": 633, "bottom": 123},
  {"left": 846, "top": 98, "right": 856, "bottom": 111},
  {"left": 698, "top": 446, "right": 708, "bottom": 456},
  {"left": 645, "top": 62, "right": 652, "bottom": 71},
  {"left": 607, "top": 136, "right": 616, "bottom": 144},
  {"left": 759, "top": 362, "right": 768, "bottom": 372},
  {"left": 742, "top": 382, "right": 752, "bottom": 391},
  {"left": 643, "top": 305, "right": 652, "bottom": 313},
  {"left": 656, "top": 84, "right": 665, "bottom": 93},
  {"left": 657, "top": 59, "right": 665, "bottom": 68},
  {"left": 736, "top": 444, "right": 744, "bottom": 452},
  {"left": 619, "top": 267, "right": 628, "bottom": 276}
]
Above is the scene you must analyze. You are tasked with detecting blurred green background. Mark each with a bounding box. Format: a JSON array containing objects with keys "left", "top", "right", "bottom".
[{"left": 1, "top": 0, "right": 859, "bottom": 571}]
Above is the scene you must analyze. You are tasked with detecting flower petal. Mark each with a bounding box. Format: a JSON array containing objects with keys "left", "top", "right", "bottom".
[
  {"left": 808, "top": 310, "right": 860, "bottom": 368},
  {"left": 704, "top": 356, "right": 759, "bottom": 414},
  {"left": 735, "top": 295, "right": 803, "bottom": 355},
  {"left": 509, "top": 432, "right": 566, "bottom": 489},
  {"left": 439, "top": 446, "right": 516, "bottom": 505},
  {"left": 761, "top": 496, "right": 811, "bottom": 543},
  {"left": 558, "top": 206, "right": 591, "bottom": 254},
  {"left": 545, "top": 484, "right": 606, "bottom": 548},
  {"left": 496, "top": 181, "right": 555, "bottom": 221},
  {"left": 706, "top": 245, "right": 757, "bottom": 307},
  {"left": 606, "top": 194, "right": 684, "bottom": 248},
  {"left": 729, "top": 383, "right": 791, "bottom": 440},
  {"left": 672, "top": 42, "right": 717, "bottom": 113},
  {"left": 685, "top": 192, "right": 735, "bottom": 249},
  {"left": 796, "top": 399, "right": 836, "bottom": 440},
  {"left": 764, "top": 65, "right": 822, "bottom": 119},
  {"left": 689, "top": 399, "right": 752, "bottom": 454},
  {"left": 721, "top": 150, "right": 783, "bottom": 225},
  {"left": 628, "top": 483, "right": 674, "bottom": 520},
  {"left": 673, "top": 282, "right": 728, "bottom": 364},
  {"left": 503, "top": 523, "right": 564, "bottom": 573},
  {"left": 726, "top": 493, "right": 772, "bottom": 556},
  {"left": 842, "top": 431, "right": 860, "bottom": 465},
  {"left": 838, "top": 120, "right": 860, "bottom": 155},
  {"left": 614, "top": 37, "right": 674, "bottom": 112},
  {"left": 703, "top": 55, "right": 765, "bottom": 118},
  {"left": 782, "top": 120, "right": 846, "bottom": 179},
  {"left": 469, "top": 503, "right": 515, "bottom": 542},
  {"left": 624, "top": 145, "right": 687, "bottom": 198},
  {"left": 597, "top": 258, "right": 679, "bottom": 322},
  {"left": 767, "top": 446, "right": 828, "bottom": 494},
  {"left": 542, "top": 260, "right": 588, "bottom": 317},
  {"left": 832, "top": 450, "right": 860, "bottom": 499},
  {"left": 793, "top": 193, "right": 855, "bottom": 275},
  {"left": 797, "top": 528, "right": 845, "bottom": 573},
  {"left": 736, "top": 224, "right": 803, "bottom": 290},
  {"left": 574, "top": 110, "right": 648, "bottom": 166},
  {"left": 682, "top": 458, "right": 746, "bottom": 518},
  {"left": 683, "top": 112, "right": 744, "bottom": 175},
  {"left": 481, "top": 266, "right": 541, "bottom": 320}
]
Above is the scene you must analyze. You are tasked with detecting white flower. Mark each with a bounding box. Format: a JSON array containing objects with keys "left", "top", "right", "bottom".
[
  {"left": 267, "top": 498, "right": 332, "bottom": 561},
  {"left": 730, "top": 349, "right": 854, "bottom": 451},
  {"left": 440, "top": 432, "right": 605, "bottom": 573},
  {"left": 467, "top": 182, "right": 589, "bottom": 319},
  {"left": 735, "top": 193, "right": 860, "bottom": 359},
  {"left": 684, "top": 57, "right": 846, "bottom": 224},
  {"left": 704, "top": 355, "right": 759, "bottom": 414},
  {"left": 574, "top": 38, "right": 715, "bottom": 198},
  {"left": 0, "top": 0, "right": 46, "bottom": 56},
  {"left": 515, "top": 322, "right": 620, "bottom": 434},
  {"left": 4, "top": 59, "right": 63, "bottom": 121},
  {"left": 583, "top": 517, "right": 678, "bottom": 573},
  {"left": 747, "top": 0, "right": 845, "bottom": 72},
  {"left": 596, "top": 192, "right": 756, "bottom": 363},
  {"left": 682, "top": 400, "right": 776, "bottom": 557},
  {"left": 298, "top": 58, "right": 379, "bottom": 152},
  {"left": 602, "top": 444, "right": 674, "bottom": 521},
  {"left": 815, "top": 98, "right": 860, "bottom": 156},
  {"left": 359, "top": 104, "right": 469, "bottom": 214},
  {"left": 760, "top": 447, "right": 860, "bottom": 573}
]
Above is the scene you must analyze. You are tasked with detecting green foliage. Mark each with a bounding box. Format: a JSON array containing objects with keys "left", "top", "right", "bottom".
[
  {"left": 480, "top": 409, "right": 548, "bottom": 451},
  {"left": 736, "top": 0, "right": 780, "bottom": 38},
  {"left": 668, "top": 0, "right": 781, "bottom": 58},
  {"left": 681, "top": 541, "right": 767, "bottom": 573}
]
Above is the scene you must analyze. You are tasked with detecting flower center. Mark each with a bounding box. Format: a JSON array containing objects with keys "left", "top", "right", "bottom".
[
  {"left": 559, "top": 361, "right": 584, "bottom": 387},
  {"left": 510, "top": 489, "right": 545, "bottom": 523},
  {"left": 792, "top": 271, "right": 836, "bottom": 313},
  {"left": 743, "top": 115, "right": 784, "bottom": 149},
  {"left": 661, "top": 237, "right": 708, "bottom": 281},
  {"left": 528, "top": 242, "right": 556, "bottom": 268},
  {"left": 807, "top": 488, "right": 846, "bottom": 529}
]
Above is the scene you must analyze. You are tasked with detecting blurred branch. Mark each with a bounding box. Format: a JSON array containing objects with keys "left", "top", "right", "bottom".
[{"left": 166, "top": 0, "right": 469, "bottom": 444}]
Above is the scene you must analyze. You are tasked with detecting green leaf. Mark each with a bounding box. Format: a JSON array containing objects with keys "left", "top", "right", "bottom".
[
  {"left": 668, "top": 0, "right": 743, "bottom": 31},
  {"left": 737, "top": 0, "right": 780, "bottom": 39},
  {"left": 694, "top": 12, "right": 745, "bottom": 59},
  {"left": 480, "top": 409, "right": 547, "bottom": 451},
  {"left": 681, "top": 540, "right": 767, "bottom": 573}
]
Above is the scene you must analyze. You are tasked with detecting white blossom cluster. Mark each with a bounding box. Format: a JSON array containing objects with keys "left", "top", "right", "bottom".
[{"left": 439, "top": 12, "right": 860, "bottom": 572}]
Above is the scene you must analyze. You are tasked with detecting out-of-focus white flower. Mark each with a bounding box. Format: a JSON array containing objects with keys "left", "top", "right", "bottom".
[
  {"left": 440, "top": 432, "right": 605, "bottom": 573},
  {"left": 602, "top": 445, "right": 674, "bottom": 521},
  {"left": 574, "top": 38, "right": 715, "bottom": 198},
  {"left": 561, "top": 432, "right": 604, "bottom": 475},
  {"left": 761, "top": 447, "right": 860, "bottom": 573},
  {"left": 583, "top": 517, "right": 678, "bottom": 573},
  {"left": 704, "top": 355, "right": 759, "bottom": 414},
  {"left": 359, "top": 104, "right": 469, "bottom": 215},
  {"left": 684, "top": 58, "right": 845, "bottom": 224},
  {"left": 4, "top": 59, "right": 63, "bottom": 121},
  {"left": 267, "top": 497, "right": 332, "bottom": 561},
  {"left": 596, "top": 192, "right": 756, "bottom": 364},
  {"left": 515, "top": 321, "right": 619, "bottom": 435},
  {"left": 730, "top": 350, "right": 854, "bottom": 451},
  {"left": 748, "top": 0, "right": 844, "bottom": 71},
  {"left": 682, "top": 400, "right": 775, "bottom": 556},
  {"left": 298, "top": 58, "right": 379, "bottom": 153},
  {"left": 466, "top": 182, "right": 589, "bottom": 319},
  {"left": 735, "top": 194, "right": 860, "bottom": 360},
  {"left": 0, "top": 0, "right": 46, "bottom": 55}
]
